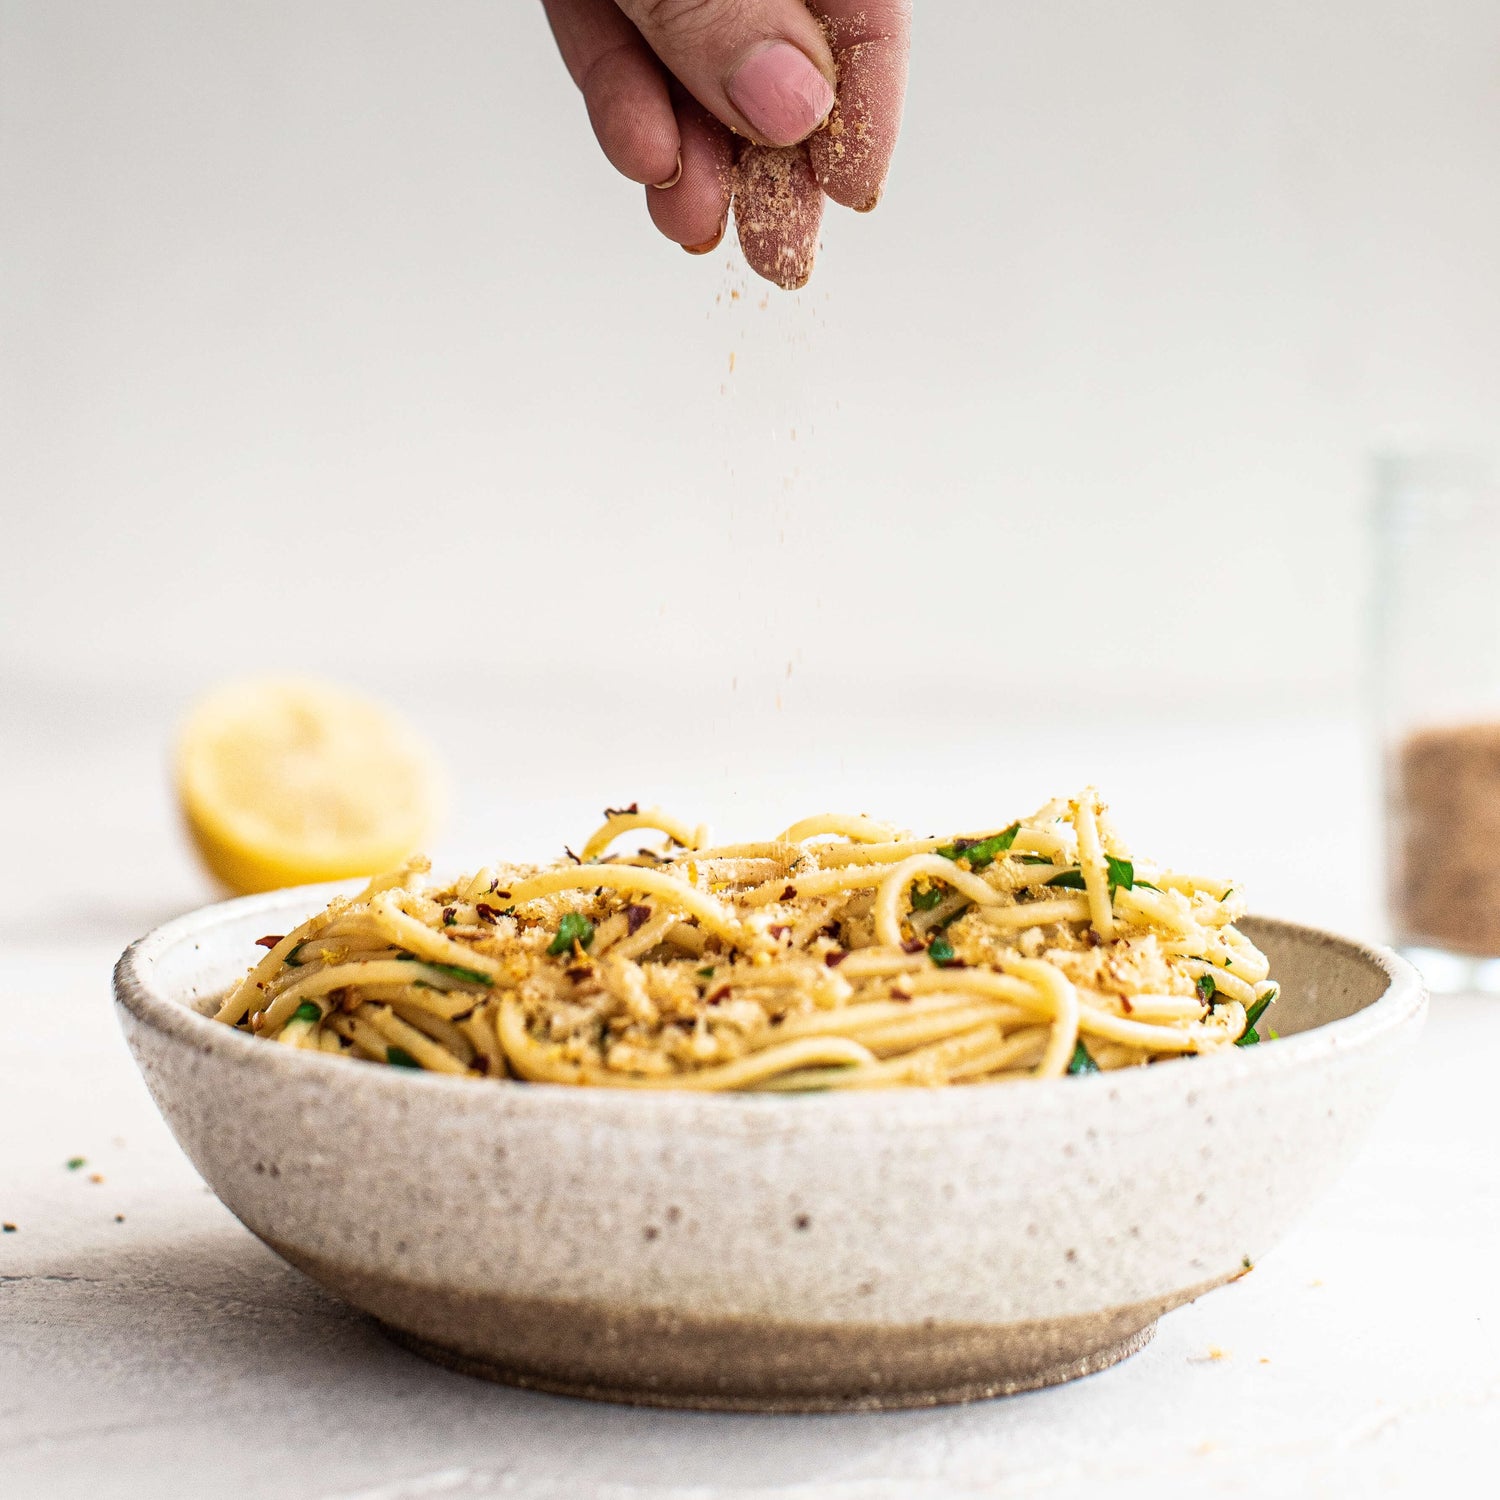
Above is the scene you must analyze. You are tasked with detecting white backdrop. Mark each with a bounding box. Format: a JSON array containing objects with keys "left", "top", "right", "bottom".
[{"left": 6, "top": 0, "right": 1499, "bottom": 699}]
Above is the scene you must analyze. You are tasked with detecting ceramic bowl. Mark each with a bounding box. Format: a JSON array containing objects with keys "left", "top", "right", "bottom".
[{"left": 115, "top": 886, "right": 1425, "bottom": 1412}]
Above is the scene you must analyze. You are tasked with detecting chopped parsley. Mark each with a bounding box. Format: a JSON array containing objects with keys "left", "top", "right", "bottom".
[
  {"left": 1047, "top": 859, "right": 1148, "bottom": 895},
  {"left": 928, "top": 936, "right": 957, "bottom": 966},
  {"left": 909, "top": 882, "right": 946, "bottom": 911},
  {"left": 1196, "top": 973, "right": 1217, "bottom": 1004},
  {"left": 1017, "top": 854, "right": 1053, "bottom": 866},
  {"left": 291, "top": 1001, "right": 323, "bottom": 1024},
  {"left": 936, "top": 824, "right": 1019, "bottom": 870},
  {"left": 696, "top": 966, "right": 716, "bottom": 980},
  {"left": 66, "top": 1156, "right": 86, "bottom": 1170},
  {"left": 386, "top": 1047, "right": 422, "bottom": 1069},
  {"left": 283, "top": 941, "right": 310, "bottom": 966},
  {"left": 395, "top": 954, "right": 493, "bottom": 985},
  {"left": 1236, "top": 988, "right": 1277, "bottom": 1046},
  {"left": 548, "top": 912, "right": 596, "bottom": 956},
  {"left": 1067, "top": 1040, "right": 1100, "bottom": 1075}
]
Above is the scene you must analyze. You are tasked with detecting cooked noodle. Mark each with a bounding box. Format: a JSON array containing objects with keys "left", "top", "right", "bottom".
[{"left": 215, "top": 789, "right": 1278, "bottom": 1089}]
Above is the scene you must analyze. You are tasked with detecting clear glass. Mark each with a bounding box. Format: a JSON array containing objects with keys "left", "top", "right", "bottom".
[{"left": 1373, "top": 452, "right": 1500, "bottom": 991}]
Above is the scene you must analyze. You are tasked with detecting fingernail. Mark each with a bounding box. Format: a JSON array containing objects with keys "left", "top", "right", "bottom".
[
  {"left": 727, "top": 42, "right": 835, "bottom": 147},
  {"left": 652, "top": 152, "right": 683, "bottom": 191},
  {"left": 683, "top": 219, "right": 727, "bottom": 255}
]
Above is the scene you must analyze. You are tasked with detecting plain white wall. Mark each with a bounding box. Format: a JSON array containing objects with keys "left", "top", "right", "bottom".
[{"left": 5, "top": 0, "right": 1500, "bottom": 709}]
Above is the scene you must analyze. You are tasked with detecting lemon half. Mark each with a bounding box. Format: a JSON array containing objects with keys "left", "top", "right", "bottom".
[{"left": 176, "top": 678, "right": 443, "bottom": 894}]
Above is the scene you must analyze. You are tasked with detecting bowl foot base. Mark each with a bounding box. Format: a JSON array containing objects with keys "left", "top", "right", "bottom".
[{"left": 379, "top": 1318, "right": 1157, "bottom": 1413}]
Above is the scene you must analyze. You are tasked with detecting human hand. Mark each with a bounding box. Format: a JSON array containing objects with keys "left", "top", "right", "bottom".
[{"left": 541, "top": 1, "right": 911, "bottom": 289}]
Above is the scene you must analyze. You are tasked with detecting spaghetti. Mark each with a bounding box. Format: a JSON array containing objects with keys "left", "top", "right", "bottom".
[{"left": 215, "top": 790, "right": 1278, "bottom": 1089}]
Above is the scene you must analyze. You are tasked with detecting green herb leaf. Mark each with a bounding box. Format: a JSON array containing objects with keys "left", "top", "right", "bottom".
[
  {"left": 1045, "top": 868, "right": 1086, "bottom": 889},
  {"left": 936, "top": 823, "right": 1019, "bottom": 870},
  {"left": 935, "top": 901, "right": 971, "bottom": 931},
  {"left": 284, "top": 941, "right": 309, "bottom": 967},
  {"left": 1105, "top": 855, "right": 1135, "bottom": 893},
  {"left": 909, "top": 882, "right": 946, "bottom": 911},
  {"left": 548, "top": 912, "right": 596, "bottom": 957},
  {"left": 66, "top": 1156, "right": 86, "bottom": 1170},
  {"left": 395, "top": 953, "right": 493, "bottom": 986},
  {"left": 696, "top": 966, "right": 716, "bottom": 980},
  {"left": 1136, "top": 879, "right": 1160, "bottom": 891},
  {"left": 1017, "top": 855, "right": 1053, "bottom": 866},
  {"left": 386, "top": 1047, "right": 422, "bottom": 1069},
  {"left": 1067, "top": 1040, "right": 1100, "bottom": 1075},
  {"left": 1236, "top": 988, "right": 1277, "bottom": 1047},
  {"left": 928, "top": 936, "right": 957, "bottom": 967},
  {"left": 291, "top": 1001, "right": 323, "bottom": 1024},
  {"left": 1196, "top": 973, "right": 1217, "bottom": 1004}
]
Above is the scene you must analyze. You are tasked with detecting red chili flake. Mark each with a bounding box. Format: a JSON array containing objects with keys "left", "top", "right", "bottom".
[
  {"left": 625, "top": 903, "right": 652, "bottom": 934},
  {"left": 824, "top": 950, "right": 848, "bottom": 968},
  {"left": 1120, "top": 996, "right": 1135, "bottom": 1015},
  {"left": 768, "top": 924, "right": 790, "bottom": 941},
  {"left": 706, "top": 983, "right": 732, "bottom": 1005},
  {"left": 605, "top": 802, "right": 640, "bottom": 818},
  {"left": 475, "top": 903, "right": 502, "bottom": 923},
  {"left": 780, "top": 885, "right": 797, "bottom": 901},
  {"left": 441, "top": 906, "right": 457, "bottom": 926},
  {"left": 254, "top": 935, "right": 284, "bottom": 950},
  {"left": 901, "top": 938, "right": 924, "bottom": 954}
]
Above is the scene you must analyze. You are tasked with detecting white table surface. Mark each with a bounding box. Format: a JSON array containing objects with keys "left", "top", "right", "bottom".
[{"left": 3, "top": 679, "right": 1496, "bottom": 1498}]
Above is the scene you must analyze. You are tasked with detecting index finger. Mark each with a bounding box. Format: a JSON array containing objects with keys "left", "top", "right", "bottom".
[{"left": 806, "top": 1, "right": 911, "bottom": 211}]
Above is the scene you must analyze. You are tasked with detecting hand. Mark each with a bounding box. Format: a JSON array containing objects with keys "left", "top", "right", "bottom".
[{"left": 541, "top": 1, "right": 911, "bottom": 289}]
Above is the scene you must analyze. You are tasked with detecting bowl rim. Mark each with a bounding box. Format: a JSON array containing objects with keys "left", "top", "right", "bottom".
[{"left": 114, "top": 881, "right": 1428, "bottom": 1129}]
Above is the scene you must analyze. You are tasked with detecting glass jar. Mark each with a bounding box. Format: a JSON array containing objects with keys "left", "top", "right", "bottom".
[{"left": 1374, "top": 452, "right": 1500, "bottom": 992}]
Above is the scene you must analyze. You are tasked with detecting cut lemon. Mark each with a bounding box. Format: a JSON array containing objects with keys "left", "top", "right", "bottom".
[{"left": 176, "top": 677, "right": 444, "bottom": 894}]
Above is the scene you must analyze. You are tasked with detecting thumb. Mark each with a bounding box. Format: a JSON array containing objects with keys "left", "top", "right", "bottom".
[{"left": 617, "top": 0, "right": 836, "bottom": 148}]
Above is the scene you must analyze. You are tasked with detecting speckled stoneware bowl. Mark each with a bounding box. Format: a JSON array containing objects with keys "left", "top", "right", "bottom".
[{"left": 115, "top": 886, "right": 1425, "bottom": 1412}]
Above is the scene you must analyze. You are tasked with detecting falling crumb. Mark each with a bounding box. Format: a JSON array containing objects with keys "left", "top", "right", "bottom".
[
  {"left": 1195, "top": 1440, "right": 1218, "bottom": 1456},
  {"left": 1190, "top": 1345, "right": 1231, "bottom": 1364},
  {"left": 729, "top": 288, "right": 741, "bottom": 302},
  {"left": 727, "top": 351, "right": 736, "bottom": 373},
  {"left": 1259, "top": 1357, "right": 1271, "bottom": 1365},
  {"left": 88, "top": 1173, "right": 105, "bottom": 1184},
  {"left": 1310, "top": 1279, "right": 1324, "bottom": 1288},
  {"left": 2, "top": 1223, "right": 16, "bottom": 1233},
  {"left": 114, "top": 1214, "right": 125, "bottom": 1224}
]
